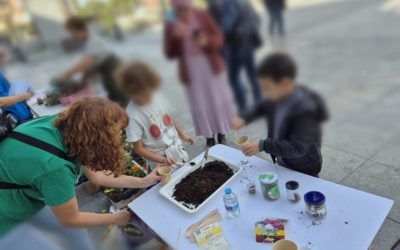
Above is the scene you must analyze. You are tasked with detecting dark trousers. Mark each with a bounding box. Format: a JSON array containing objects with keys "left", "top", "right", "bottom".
[
  {"left": 269, "top": 8, "right": 285, "bottom": 36},
  {"left": 227, "top": 48, "right": 261, "bottom": 112}
]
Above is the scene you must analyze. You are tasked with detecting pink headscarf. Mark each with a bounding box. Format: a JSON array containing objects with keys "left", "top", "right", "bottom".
[{"left": 171, "top": 0, "right": 193, "bottom": 7}]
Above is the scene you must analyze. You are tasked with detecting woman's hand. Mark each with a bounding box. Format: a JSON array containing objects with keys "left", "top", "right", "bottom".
[
  {"left": 85, "top": 166, "right": 158, "bottom": 189},
  {"left": 113, "top": 210, "right": 132, "bottom": 227},
  {"left": 195, "top": 33, "right": 207, "bottom": 47},
  {"left": 241, "top": 141, "right": 260, "bottom": 156},
  {"left": 174, "top": 22, "right": 185, "bottom": 38},
  {"left": 180, "top": 133, "right": 194, "bottom": 144},
  {"left": 232, "top": 117, "right": 245, "bottom": 131},
  {"left": 142, "top": 166, "right": 164, "bottom": 187},
  {"left": 20, "top": 92, "right": 33, "bottom": 101}
]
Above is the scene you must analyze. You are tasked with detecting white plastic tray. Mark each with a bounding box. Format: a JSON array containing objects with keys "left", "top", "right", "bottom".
[{"left": 159, "top": 154, "right": 243, "bottom": 214}]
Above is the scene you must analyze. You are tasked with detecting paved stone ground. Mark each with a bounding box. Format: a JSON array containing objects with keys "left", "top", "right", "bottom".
[{"left": 7, "top": 0, "right": 400, "bottom": 249}]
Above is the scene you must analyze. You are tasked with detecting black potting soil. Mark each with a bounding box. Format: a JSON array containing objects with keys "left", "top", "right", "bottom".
[{"left": 172, "top": 160, "right": 234, "bottom": 208}]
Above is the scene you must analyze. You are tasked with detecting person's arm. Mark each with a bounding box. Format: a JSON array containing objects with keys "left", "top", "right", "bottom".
[
  {"left": 200, "top": 12, "right": 224, "bottom": 52},
  {"left": 125, "top": 117, "right": 173, "bottom": 164},
  {"left": 36, "top": 166, "right": 131, "bottom": 228},
  {"left": 232, "top": 100, "right": 270, "bottom": 130},
  {"left": 241, "top": 115, "right": 319, "bottom": 157},
  {"left": 0, "top": 93, "right": 32, "bottom": 108},
  {"left": 52, "top": 196, "right": 131, "bottom": 228},
  {"left": 172, "top": 117, "right": 194, "bottom": 144},
  {"left": 84, "top": 166, "right": 163, "bottom": 189},
  {"left": 243, "top": 99, "right": 270, "bottom": 124},
  {"left": 61, "top": 55, "right": 95, "bottom": 80},
  {"left": 132, "top": 140, "right": 174, "bottom": 165},
  {"left": 164, "top": 22, "right": 184, "bottom": 59},
  {"left": 261, "top": 115, "right": 320, "bottom": 158}
]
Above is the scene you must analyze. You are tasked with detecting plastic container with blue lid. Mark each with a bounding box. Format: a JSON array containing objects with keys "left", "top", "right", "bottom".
[{"left": 304, "top": 191, "right": 327, "bottom": 220}]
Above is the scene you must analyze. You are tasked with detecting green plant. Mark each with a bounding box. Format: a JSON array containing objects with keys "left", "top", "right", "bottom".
[
  {"left": 101, "top": 134, "right": 148, "bottom": 201},
  {"left": 44, "top": 78, "right": 88, "bottom": 106}
]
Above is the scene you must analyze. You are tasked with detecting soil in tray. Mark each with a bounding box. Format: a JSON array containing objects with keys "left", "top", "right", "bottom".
[{"left": 172, "top": 160, "right": 234, "bottom": 208}]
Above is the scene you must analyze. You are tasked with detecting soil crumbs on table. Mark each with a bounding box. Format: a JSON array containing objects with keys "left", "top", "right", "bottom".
[{"left": 173, "top": 160, "right": 234, "bottom": 208}]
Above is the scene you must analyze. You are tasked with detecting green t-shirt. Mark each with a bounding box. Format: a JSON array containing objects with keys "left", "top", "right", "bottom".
[{"left": 0, "top": 115, "right": 81, "bottom": 235}]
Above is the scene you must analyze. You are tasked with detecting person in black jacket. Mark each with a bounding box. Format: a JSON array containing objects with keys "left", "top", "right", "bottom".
[
  {"left": 232, "top": 53, "right": 329, "bottom": 177},
  {"left": 207, "top": 0, "right": 262, "bottom": 112},
  {"left": 264, "top": 0, "right": 286, "bottom": 36}
]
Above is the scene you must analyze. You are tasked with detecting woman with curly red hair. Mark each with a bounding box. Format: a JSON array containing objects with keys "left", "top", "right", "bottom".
[{"left": 0, "top": 97, "right": 163, "bottom": 250}]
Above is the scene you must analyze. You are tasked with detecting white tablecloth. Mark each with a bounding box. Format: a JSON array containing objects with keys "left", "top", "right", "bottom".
[
  {"left": 27, "top": 88, "right": 67, "bottom": 117},
  {"left": 128, "top": 144, "right": 393, "bottom": 250},
  {"left": 27, "top": 84, "right": 106, "bottom": 117}
]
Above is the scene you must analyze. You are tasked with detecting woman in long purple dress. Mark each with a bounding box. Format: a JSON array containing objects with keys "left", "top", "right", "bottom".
[{"left": 164, "top": 0, "right": 236, "bottom": 147}]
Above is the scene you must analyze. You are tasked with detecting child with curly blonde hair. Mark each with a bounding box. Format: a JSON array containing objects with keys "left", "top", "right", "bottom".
[{"left": 116, "top": 61, "right": 193, "bottom": 168}]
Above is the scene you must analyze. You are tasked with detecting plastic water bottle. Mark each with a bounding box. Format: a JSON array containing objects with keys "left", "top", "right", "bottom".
[{"left": 223, "top": 188, "right": 240, "bottom": 218}]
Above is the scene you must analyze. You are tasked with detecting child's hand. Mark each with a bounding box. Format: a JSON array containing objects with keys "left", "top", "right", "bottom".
[
  {"left": 161, "top": 157, "right": 175, "bottom": 166},
  {"left": 181, "top": 134, "right": 194, "bottom": 144},
  {"left": 241, "top": 141, "right": 260, "bottom": 157},
  {"left": 232, "top": 117, "right": 245, "bottom": 131}
]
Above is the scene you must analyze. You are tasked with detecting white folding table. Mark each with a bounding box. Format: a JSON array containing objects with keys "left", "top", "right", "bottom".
[
  {"left": 27, "top": 84, "right": 107, "bottom": 117},
  {"left": 27, "top": 88, "right": 68, "bottom": 117},
  {"left": 129, "top": 144, "right": 393, "bottom": 250}
]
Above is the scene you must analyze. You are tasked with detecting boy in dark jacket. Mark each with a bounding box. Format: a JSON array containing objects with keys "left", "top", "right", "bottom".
[{"left": 232, "top": 53, "right": 328, "bottom": 177}]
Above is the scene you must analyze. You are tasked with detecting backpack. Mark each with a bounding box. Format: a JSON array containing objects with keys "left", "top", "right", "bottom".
[
  {"left": 236, "top": 1, "right": 260, "bottom": 35},
  {"left": 0, "top": 111, "right": 18, "bottom": 141},
  {"left": 230, "top": 0, "right": 262, "bottom": 49}
]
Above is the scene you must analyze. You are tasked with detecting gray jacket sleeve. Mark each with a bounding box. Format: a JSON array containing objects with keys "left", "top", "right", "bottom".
[
  {"left": 242, "top": 100, "right": 271, "bottom": 124},
  {"left": 260, "top": 115, "right": 319, "bottom": 158}
]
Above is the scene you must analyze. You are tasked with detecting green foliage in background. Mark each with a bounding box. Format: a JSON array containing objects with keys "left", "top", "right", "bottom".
[
  {"left": 71, "top": 0, "right": 209, "bottom": 34},
  {"left": 72, "top": 0, "right": 137, "bottom": 34}
]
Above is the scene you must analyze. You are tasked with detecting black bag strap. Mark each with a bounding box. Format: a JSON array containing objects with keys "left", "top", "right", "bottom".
[
  {"left": 0, "top": 131, "right": 74, "bottom": 189},
  {"left": 0, "top": 182, "right": 31, "bottom": 189},
  {"left": 7, "top": 131, "right": 72, "bottom": 162}
]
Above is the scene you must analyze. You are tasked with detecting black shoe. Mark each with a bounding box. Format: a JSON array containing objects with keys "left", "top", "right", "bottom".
[
  {"left": 217, "top": 133, "right": 226, "bottom": 145},
  {"left": 206, "top": 137, "right": 216, "bottom": 147}
]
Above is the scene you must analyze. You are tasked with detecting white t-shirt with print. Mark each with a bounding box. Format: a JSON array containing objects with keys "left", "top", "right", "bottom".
[{"left": 125, "top": 94, "right": 188, "bottom": 162}]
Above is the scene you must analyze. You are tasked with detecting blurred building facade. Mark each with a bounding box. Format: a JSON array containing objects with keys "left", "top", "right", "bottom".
[
  {"left": 0, "top": 0, "right": 32, "bottom": 43},
  {"left": 0, "top": 0, "right": 165, "bottom": 59}
]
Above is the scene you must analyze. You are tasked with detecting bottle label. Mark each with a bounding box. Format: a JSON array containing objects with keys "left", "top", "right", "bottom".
[
  {"left": 225, "top": 202, "right": 239, "bottom": 212},
  {"left": 268, "top": 186, "right": 280, "bottom": 199}
]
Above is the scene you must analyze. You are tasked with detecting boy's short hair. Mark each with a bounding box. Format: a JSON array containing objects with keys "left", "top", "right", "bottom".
[
  {"left": 65, "top": 17, "right": 87, "bottom": 32},
  {"left": 115, "top": 61, "right": 161, "bottom": 95},
  {"left": 257, "top": 52, "right": 297, "bottom": 82}
]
